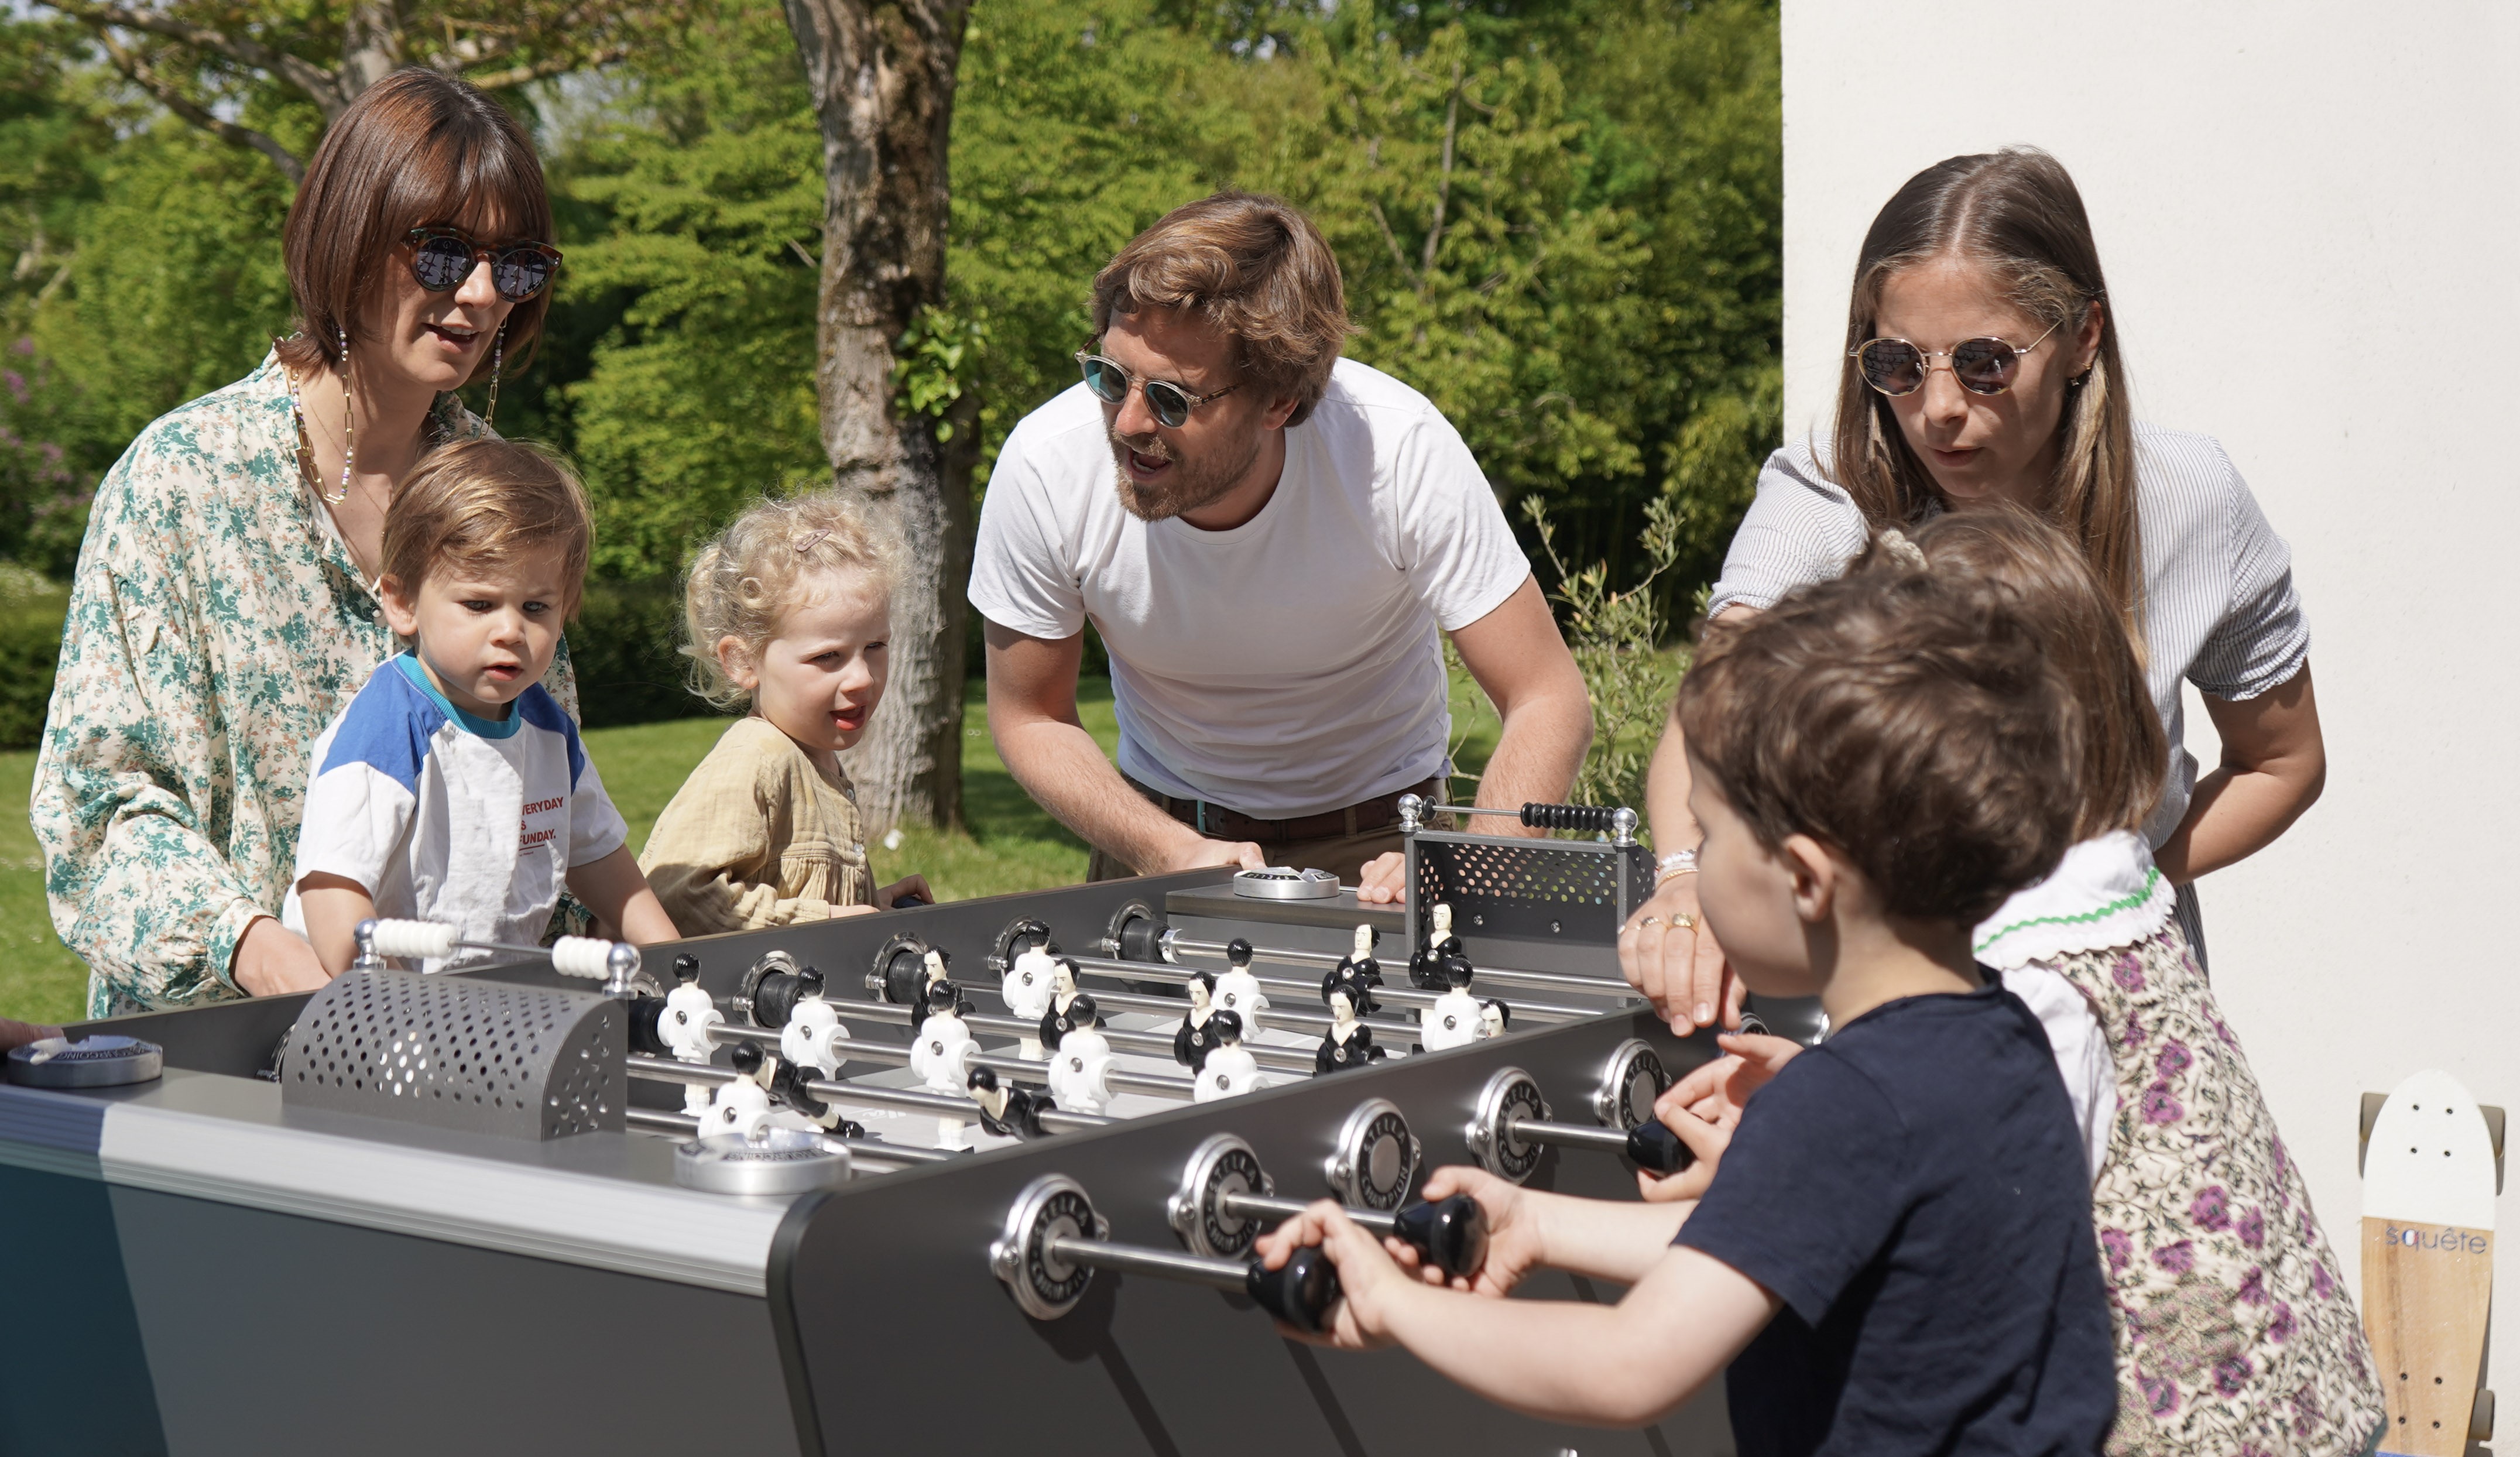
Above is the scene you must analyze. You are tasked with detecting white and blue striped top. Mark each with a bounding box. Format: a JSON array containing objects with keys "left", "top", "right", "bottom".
[{"left": 1709, "top": 424, "right": 2310, "bottom": 848}]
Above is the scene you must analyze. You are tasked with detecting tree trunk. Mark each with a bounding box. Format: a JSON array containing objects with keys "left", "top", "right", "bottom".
[
  {"left": 780, "top": 0, "right": 975, "bottom": 836},
  {"left": 339, "top": 3, "right": 406, "bottom": 109}
]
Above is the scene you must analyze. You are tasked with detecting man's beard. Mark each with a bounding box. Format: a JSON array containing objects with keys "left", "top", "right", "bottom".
[{"left": 1109, "top": 427, "right": 1263, "bottom": 523}]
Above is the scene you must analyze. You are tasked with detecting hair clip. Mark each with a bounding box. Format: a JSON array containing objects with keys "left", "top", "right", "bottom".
[
  {"left": 794, "top": 530, "right": 831, "bottom": 554},
  {"left": 1878, "top": 528, "right": 1928, "bottom": 571}
]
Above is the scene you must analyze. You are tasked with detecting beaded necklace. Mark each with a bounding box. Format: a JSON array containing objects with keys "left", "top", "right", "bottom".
[{"left": 286, "top": 326, "right": 357, "bottom": 506}]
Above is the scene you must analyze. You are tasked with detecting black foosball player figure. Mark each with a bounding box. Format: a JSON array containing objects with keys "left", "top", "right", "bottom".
[
  {"left": 1335, "top": 924, "right": 1383, "bottom": 992},
  {"left": 965, "top": 1064, "right": 1055, "bottom": 1141},
  {"left": 1314, "top": 981, "right": 1384, "bottom": 1075},
  {"left": 1408, "top": 902, "right": 1467, "bottom": 990},
  {"left": 1174, "top": 971, "right": 1221, "bottom": 1072},
  {"left": 1321, "top": 962, "right": 1380, "bottom": 1019},
  {"left": 1037, "top": 958, "right": 1083, "bottom": 1053},
  {"left": 1475, "top": 998, "right": 1512, "bottom": 1040}
]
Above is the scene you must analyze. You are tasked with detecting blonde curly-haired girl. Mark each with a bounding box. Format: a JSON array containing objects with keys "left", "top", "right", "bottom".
[{"left": 639, "top": 494, "right": 930, "bottom": 931}]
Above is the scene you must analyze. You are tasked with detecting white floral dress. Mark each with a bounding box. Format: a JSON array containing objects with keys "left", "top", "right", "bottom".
[
  {"left": 1980, "top": 834, "right": 2385, "bottom": 1455},
  {"left": 32, "top": 353, "right": 575, "bottom": 1017}
]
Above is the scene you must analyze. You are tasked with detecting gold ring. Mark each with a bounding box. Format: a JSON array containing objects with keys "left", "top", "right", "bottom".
[
  {"left": 1672, "top": 913, "right": 1696, "bottom": 931},
  {"left": 1638, "top": 915, "right": 1662, "bottom": 928}
]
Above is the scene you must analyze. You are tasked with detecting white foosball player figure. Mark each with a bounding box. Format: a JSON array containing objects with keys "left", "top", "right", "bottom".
[
  {"left": 660, "top": 955, "right": 725, "bottom": 1115},
  {"left": 699, "top": 1041, "right": 779, "bottom": 1140},
  {"left": 1420, "top": 954, "right": 1483, "bottom": 1053},
  {"left": 908, "top": 979, "right": 979, "bottom": 1148},
  {"left": 1044, "top": 993, "right": 1115, "bottom": 1116},
  {"left": 1408, "top": 903, "right": 1465, "bottom": 990},
  {"left": 1476, "top": 997, "right": 1513, "bottom": 1040},
  {"left": 1213, "top": 938, "right": 1269, "bottom": 1034},
  {"left": 779, "top": 991, "right": 851, "bottom": 1078},
  {"left": 1192, "top": 1010, "right": 1267, "bottom": 1103},
  {"left": 1001, "top": 931, "right": 1059, "bottom": 1059}
]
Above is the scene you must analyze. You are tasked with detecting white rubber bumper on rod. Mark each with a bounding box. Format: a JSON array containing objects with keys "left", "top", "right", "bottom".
[
  {"left": 363, "top": 918, "right": 458, "bottom": 961},
  {"left": 548, "top": 935, "right": 623, "bottom": 981}
]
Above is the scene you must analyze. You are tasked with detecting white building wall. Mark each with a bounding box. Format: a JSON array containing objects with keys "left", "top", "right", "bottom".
[{"left": 1782, "top": 0, "right": 2518, "bottom": 1419}]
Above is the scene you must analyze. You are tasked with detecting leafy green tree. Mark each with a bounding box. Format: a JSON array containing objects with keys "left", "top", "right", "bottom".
[
  {"left": 35, "top": 0, "right": 677, "bottom": 181},
  {"left": 543, "top": 2, "right": 829, "bottom": 581}
]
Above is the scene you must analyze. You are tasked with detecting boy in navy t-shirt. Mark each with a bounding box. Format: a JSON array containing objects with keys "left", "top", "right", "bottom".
[
  {"left": 1257, "top": 549, "right": 2117, "bottom": 1454},
  {"left": 287, "top": 438, "right": 676, "bottom": 971}
]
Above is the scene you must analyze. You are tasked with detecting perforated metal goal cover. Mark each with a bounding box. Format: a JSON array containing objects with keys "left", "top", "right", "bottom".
[
  {"left": 280, "top": 969, "right": 628, "bottom": 1140},
  {"left": 1413, "top": 836, "right": 1654, "bottom": 944}
]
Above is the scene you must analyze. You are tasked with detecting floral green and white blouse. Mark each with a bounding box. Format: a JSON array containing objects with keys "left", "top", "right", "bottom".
[{"left": 32, "top": 352, "right": 575, "bottom": 1017}]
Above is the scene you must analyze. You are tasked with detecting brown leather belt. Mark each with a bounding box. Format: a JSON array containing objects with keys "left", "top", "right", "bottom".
[{"left": 1130, "top": 776, "right": 1444, "bottom": 845}]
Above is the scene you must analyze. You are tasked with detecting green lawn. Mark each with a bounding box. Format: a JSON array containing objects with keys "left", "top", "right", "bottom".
[
  {"left": 0, "top": 748, "right": 84, "bottom": 1025},
  {"left": 2, "top": 670, "right": 1500, "bottom": 1026}
]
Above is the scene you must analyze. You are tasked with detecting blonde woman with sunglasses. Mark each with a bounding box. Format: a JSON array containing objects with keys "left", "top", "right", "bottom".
[{"left": 1623, "top": 148, "right": 2324, "bottom": 1032}]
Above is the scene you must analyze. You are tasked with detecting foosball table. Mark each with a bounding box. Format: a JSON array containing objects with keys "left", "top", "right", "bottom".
[{"left": 0, "top": 801, "right": 1802, "bottom": 1456}]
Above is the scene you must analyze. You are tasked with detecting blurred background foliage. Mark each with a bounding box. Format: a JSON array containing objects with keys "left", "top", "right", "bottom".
[{"left": 0, "top": 0, "right": 1779, "bottom": 743}]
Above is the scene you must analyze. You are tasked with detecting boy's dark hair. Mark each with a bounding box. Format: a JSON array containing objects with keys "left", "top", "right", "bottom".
[{"left": 1678, "top": 545, "right": 2076, "bottom": 925}]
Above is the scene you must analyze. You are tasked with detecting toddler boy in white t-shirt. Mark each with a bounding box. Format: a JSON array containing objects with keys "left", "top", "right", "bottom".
[{"left": 286, "top": 438, "right": 677, "bottom": 972}]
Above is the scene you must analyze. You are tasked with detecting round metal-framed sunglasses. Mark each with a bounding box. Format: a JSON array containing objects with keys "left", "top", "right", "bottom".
[
  {"left": 1849, "top": 317, "right": 2062, "bottom": 397},
  {"left": 403, "top": 225, "right": 563, "bottom": 303},
  {"left": 1075, "top": 351, "right": 1239, "bottom": 429}
]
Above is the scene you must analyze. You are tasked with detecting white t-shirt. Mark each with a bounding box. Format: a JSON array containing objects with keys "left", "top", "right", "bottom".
[
  {"left": 283, "top": 654, "right": 628, "bottom": 968},
  {"left": 969, "top": 358, "right": 1530, "bottom": 818},
  {"left": 1710, "top": 426, "right": 2310, "bottom": 847}
]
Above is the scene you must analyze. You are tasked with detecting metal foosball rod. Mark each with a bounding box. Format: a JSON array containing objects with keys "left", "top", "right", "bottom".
[
  {"left": 355, "top": 917, "right": 644, "bottom": 993},
  {"left": 992, "top": 1174, "right": 1341, "bottom": 1333},
  {"left": 1164, "top": 1133, "right": 1487, "bottom": 1280},
  {"left": 1058, "top": 952, "right": 1600, "bottom": 1023},
  {"left": 623, "top": 1053, "right": 1114, "bottom": 1133},
  {"left": 1463, "top": 1061, "right": 1691, "bottom": 1183},
  {"left": 1158, "top": 934, "right": 1636, "bottom": 999},
  {"left": 712, "top": 996, "right": 1318, "bottom": 1075},
  {"left": 1074, "top": 981, "right": 1412, "bottom": 1037}
]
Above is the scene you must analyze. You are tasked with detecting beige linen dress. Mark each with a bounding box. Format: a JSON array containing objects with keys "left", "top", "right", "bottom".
[{"left": 638, "top": 716, "right": 873, "bottom": 933}]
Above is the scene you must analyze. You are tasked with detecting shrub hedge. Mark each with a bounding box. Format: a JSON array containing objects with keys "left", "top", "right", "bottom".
[
  {"left": 0, "top": 584, "right": 67, "bottom": 750},
  {"left": 0, "top": 576, "right": 716, "bottom": 750}
]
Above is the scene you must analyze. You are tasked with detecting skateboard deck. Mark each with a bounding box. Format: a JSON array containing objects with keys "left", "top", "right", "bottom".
[{"left": 2362, "top": 1069, "right": 2495, "bottom": 1457}]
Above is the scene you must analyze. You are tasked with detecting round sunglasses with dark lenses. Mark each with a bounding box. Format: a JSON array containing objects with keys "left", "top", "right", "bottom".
[
  {"left": 1850, "top": 317, "right": 2063, "bottom": 397},
  {"left": 1075, "top": 351, "right": 1239, "bottom": 429},
  {"left": 404, "top": 226, "right": 563, "bottom": 303}
]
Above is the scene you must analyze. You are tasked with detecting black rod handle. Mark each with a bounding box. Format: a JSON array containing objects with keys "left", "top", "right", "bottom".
[{"left": 1246, "top": 1246, "right": 1341, "bottom": 1334}]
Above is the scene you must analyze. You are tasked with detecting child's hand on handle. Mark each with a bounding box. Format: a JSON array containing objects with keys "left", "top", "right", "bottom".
[
  {"left": 1396, "top": 1165, "right": 1547, "bottom": 1297},
  {"left": 875, "top": 875, "right": 932, "bottom": 909},
  {"left": 1617, "top": 876, "right": 1736, "bottom": 1037},
  {"left": 1636, "top": 1032, "right": 1804, "bottom": 1202},
  {"left": 1252, "top": 1201, "right": 1404, "bottom": 1350}
]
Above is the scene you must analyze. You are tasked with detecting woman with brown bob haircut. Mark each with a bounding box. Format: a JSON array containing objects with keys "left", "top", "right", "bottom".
[
  {"left": 1623, "top": 146, "right": 2326, "bottom": 1031},
  {"left": 34, "top": 68, "right": 575, "bottom": 1014}
]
